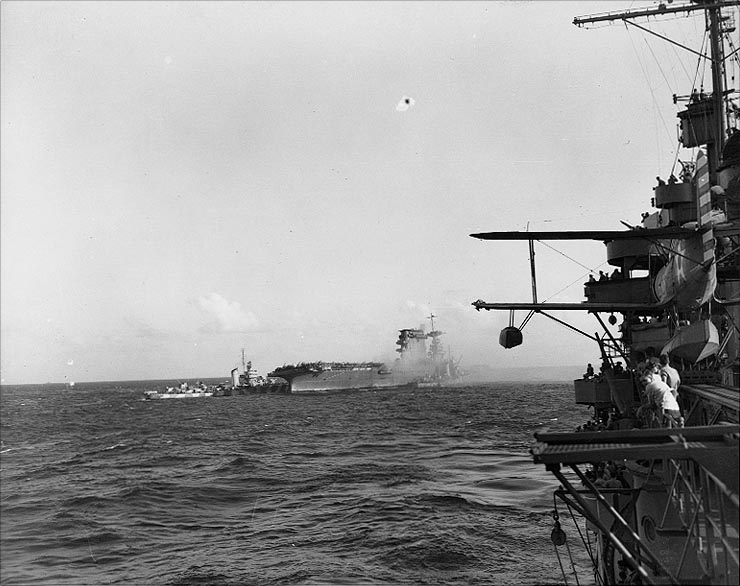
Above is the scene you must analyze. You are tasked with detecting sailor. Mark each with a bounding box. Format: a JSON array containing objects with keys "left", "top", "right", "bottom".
[
  {"left": 598, "top": 270, "right": 608, "bottom": 282},
  {"left": 635, "top": 349, "right": 659, "bottom": 377},
  {"left": 644, "top": 346, "right": 661, "bottom": 368},
  {"left": 643, "top": 367, "right": 683, "bottom": 427},
  {"left": 583, "top": 363, "right": 594, "bottom": 379},
  {"left": 659, "top": 354, "right": 681, "bottom": 399}
]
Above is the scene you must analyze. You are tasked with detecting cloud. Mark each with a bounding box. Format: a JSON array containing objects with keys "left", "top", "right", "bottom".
[
  {"left": 400, "top": 300, "right": 434, "bottom": 328},
  {"left": 198, "top": 293, "right": 259, "bottom": 333},
  {"left": 124, "top": 317, "right": 171, "bottom": 340},
  {"left": 403, "top": 299, "right": 431, "bottom": 314},
  {"left": 396, "top": 96, "right": 416, "bottom": 111}
]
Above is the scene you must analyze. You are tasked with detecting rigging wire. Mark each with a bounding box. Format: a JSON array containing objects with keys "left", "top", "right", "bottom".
[
  {"left": 563, "top": 495, "right": 605, "bottom": 585},
  {"left": 551, "top": 504, "right": 571, "bottom": 586},
  {"left": 564, "top": 524, "right": 582, "bottom": 586},
  {"left": 551, "top": 497, "right": 582, "bottom": 586},
  {"left": 537, "top": 240, "right": 595, "bottom": 272},
  {"left": 671, "top": 33, "right": 708, "bottom": 176},
  {"left": 549, "top": 270, "right": 602, "bottom": 301},
  {"left": 583, "top": 520, "right": 607, "bottom": 586},
  {"left": 698, "top": 30, "right": 709, "bottom": 92},
  {"left": 516, "top": 240, "right": 610, "bottom": 331},
  {"left": 642, "top": 32, "right": 681, "bottom": 145},
  {"left": 722, "top": 26, "right": 740, "bottom": 133},
  {"left": 533, "top": 240, "right": 610, "bottom": 299},
  {"left": 624, "top": 21, "right": 676, "bottom": 156},
  {"left": 622, "top": 14, "right": 719, "bottom": 178},
  {"left": 666, "top": 20, "right": 697, "bottom": 176}
]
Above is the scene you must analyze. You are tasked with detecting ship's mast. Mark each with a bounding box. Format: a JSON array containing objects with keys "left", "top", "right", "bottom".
[
  {"left": 572, "top": 0, "right": 736, "bottom": 24},
  {"left": 708, "top": 6, "right": 727, "bottom": 169},
  {"left": 574, "top": 0, "right": 736, "bottom": 177},
  {"left": 426, "top": 313, "right": 445, "bottom": 362}
]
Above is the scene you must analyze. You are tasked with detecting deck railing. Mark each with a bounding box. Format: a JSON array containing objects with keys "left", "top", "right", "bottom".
[{"left": 663, "top": 457, "right": 740, "bottom": 585}]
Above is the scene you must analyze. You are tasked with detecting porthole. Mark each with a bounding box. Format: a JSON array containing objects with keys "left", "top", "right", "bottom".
[{"left": 641, "top": 515, "right": 656, "bottom": 541}]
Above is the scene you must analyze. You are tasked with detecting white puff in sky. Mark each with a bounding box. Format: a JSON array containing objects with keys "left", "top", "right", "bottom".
[{"left": 396, "top": 96, "right": 415, "bottom": 112}]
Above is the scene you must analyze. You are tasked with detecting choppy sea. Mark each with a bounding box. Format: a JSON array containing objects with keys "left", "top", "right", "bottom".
[{"left": 1, "top": 381, "right": 595, "bottom": 586}]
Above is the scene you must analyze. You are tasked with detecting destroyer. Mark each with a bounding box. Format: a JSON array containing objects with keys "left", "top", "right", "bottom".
[
  {"left": 144, "top": 381, "right": 215, "bottom": 400},
  {"left": 224, "top": 350, "right": 290, "bottom": 394},
  {"left": 472, "top": 2, "right": 739, "bottom": 584},
  {"left": 269, "top": 314, "right": 463, "bottom": 393}
]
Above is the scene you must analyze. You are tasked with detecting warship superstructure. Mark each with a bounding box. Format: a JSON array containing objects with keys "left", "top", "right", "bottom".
[
  {"left": 472, "top": 2, "right": 739, "bottom": 584},
  {"left": 225, "top": 349, "right": 290, "bottom": 394}
]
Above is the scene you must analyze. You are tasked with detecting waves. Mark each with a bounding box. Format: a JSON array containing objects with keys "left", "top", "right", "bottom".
[{"left": 0, "top": 381, "right": 591, "bottom": 585}]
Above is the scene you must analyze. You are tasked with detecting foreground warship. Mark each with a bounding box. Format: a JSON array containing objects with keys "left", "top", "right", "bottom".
[
  {"left": 268, "top": 315, "right": 462, "bottom": 393},
  {"left": 473, "top": 2, "right": 739, "bottom": 584}
]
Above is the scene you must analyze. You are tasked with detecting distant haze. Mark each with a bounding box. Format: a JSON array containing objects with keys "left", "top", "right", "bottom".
[{"left": 1, "top": 2, "right": 693, "bottom": 384}]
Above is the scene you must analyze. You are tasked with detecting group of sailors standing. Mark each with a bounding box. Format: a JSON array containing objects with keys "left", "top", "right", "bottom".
[
  {"left": 581, "top": 349, "right": 684, "bottom": 428},
  {"left": 587, "top": 268, "right": 624, "bottom": 283}
]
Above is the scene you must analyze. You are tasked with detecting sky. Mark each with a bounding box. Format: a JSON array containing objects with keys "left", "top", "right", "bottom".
[{"left": 0, "top": 1, "right": 721, "bottom": 384}]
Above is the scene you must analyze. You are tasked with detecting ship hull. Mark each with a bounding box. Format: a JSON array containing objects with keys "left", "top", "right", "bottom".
[
  {"left": 269, "top": 324, "right": 463, "bottom": 393},
  {"left": 144, "top": 391, "right": 214, "bottom": 399},
  {"left": 286, "top": 366, "right": 421, "bottom": 393}
]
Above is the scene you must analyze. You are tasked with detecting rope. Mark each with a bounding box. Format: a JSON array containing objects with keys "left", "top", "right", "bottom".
[
  {"left": 565, "top": 498, "right": 600, "bottom": 584},
  {"left": 551, "top": 498, "right": 582, "bottom": 586},
  {"left": 564, "top": 531, "right": 582, "bottom": 586},
  {"left": 551, "top": 501, "right": 582, "bottom": 586},
  {"left": 584, "top": 525, "right": 607, "bottom": 586},
  {"left": 552, "top": 530, "right": 570, "bottom": 586}
]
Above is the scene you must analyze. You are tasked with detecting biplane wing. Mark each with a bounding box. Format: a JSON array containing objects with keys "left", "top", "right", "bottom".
[
  {"left": 470, "top": 226, "right": 696, "bottom": 241},
  {"left": 472, "top": 301, "right": 670, "bottom": 312}
]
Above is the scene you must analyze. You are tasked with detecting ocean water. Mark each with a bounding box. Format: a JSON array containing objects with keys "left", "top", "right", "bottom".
[{"left": 1, "top": 381, "right": 594, "bottom": 586}]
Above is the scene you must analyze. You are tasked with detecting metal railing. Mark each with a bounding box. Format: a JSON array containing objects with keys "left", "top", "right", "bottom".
[{"left": 662, "top": 457, "right": 740, "bottom": 584}]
